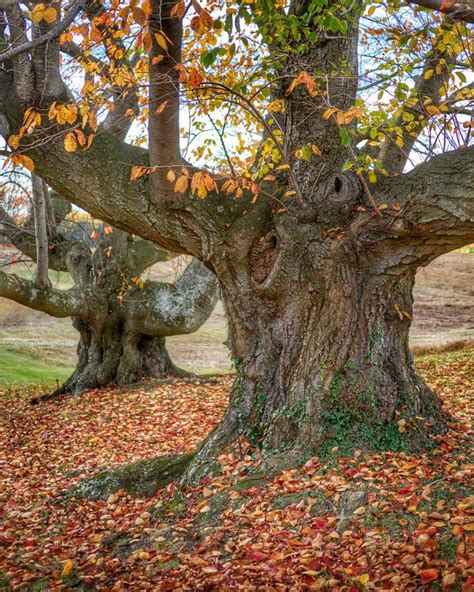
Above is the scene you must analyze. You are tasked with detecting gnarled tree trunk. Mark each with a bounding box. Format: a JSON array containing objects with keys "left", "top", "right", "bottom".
[{"left": 60, "top": 318, "right": 184, "bottom": 396}]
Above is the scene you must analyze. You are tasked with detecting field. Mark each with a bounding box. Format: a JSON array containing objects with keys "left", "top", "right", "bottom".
[{"left": 0, "top": 252, "right": 473, "bottom": 386}]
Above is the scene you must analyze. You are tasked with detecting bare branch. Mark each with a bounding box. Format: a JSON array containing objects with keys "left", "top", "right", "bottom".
[
  {"left": 128, "top": 259, "right": 218, "bottom": 337},
  {"left": 378, "top": 28, "right": 453, "bottom": 175}
]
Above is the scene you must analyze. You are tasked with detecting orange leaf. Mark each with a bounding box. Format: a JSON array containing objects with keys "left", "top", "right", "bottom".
[
  {"left": 420, "top": 569, "right": 439, "bottom": 584},
  {"left": 156, "top": 100, "right": 169, "bottom": 115}
]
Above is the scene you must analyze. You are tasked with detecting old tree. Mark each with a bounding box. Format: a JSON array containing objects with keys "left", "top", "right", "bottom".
[
  {"left": 0, "top": 180, "right": 217, "bottom": 395},
  {"left": 0, "top": 0, "right": 473, "bottom": 483}
]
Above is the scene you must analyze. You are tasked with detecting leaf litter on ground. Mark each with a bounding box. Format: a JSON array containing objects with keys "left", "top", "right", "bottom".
[{"left": 0, "top": 350, "right": 472, "bottom": 591}]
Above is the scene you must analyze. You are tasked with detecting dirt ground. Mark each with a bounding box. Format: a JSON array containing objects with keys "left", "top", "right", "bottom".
[{"left": 0, "top": 252, "right": 472, "bottom": 378}]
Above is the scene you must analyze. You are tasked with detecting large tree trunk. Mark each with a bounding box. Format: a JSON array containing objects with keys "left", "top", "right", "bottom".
[
  {"left": 59, "top": 317, "right": 186, "bottom": 396},
  {"left": 185, "top": 234, "right": 447, "bottom": 484}
]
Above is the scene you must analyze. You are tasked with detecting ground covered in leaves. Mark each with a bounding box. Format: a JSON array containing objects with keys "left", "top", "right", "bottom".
[{"left": 0, "top": 351, "right": 473, "bottom": 591}]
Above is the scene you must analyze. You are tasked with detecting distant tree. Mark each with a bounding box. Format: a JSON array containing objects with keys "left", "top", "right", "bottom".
[{"left": 0, "top": 181, "right": 217, "bottom": 396}]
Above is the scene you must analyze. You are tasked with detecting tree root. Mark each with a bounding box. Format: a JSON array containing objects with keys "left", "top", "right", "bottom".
[{"left": 67, "top": 453, "right": 194, "bottom": 500}]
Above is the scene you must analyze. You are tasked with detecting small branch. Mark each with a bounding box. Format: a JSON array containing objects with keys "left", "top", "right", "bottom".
[{"left": 0, "top": 0, "right": 84, "bottom": 64}]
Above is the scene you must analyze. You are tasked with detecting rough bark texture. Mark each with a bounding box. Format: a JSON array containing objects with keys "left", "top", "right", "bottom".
[{"left": 0, "top": 0, "right": 473, "bottom": 482}]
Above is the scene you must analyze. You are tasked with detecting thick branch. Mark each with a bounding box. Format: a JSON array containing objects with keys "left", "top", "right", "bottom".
[
  {"left": 0, "top": 269, "right": 80, "bottom": 316},
  {"left": 148, "top": 0, "right": 182, "bottom": 186},
  {"left": 0, "top": 0, "right": 84, "bottom": 64},
  {"left": 408, "top": 0, "right": 474, "bottom": 23},
  {"left": 378, "top": 29, "right": 453, "bottom": 175},
  {"left": 361, "top": 146, "right": 474, "bottom": 258},
  {"left": 128, "top": 237, "right": 176, "bottom": 271},
  {"left": 127, "top": 259, "right": 218, "bottom": 337},
  {"left": 3, "top": 0, "right": 33, "bottom": 101}
]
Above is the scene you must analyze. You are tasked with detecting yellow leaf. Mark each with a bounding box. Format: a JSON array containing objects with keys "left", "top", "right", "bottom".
[
  {"left": 174, "top": 175, "right": 189, "bottom": 193},
  {"left": 155, "top": 32, "right": 168, "bottom": 51},
  {"left": 11, "top": 154, "right": 35, "bottom": 171},
  {"left": 311, "top": 144, "right": 322, "bottom": 157},
  {"left": 426, "top": 105, "right": 441, "bottom": 116},
  {"left": 31, "top": 3, "right": 46, "bottom": 22},
  {"left": 359, "top": 573, "right": 370, "bottom": 586},
  {"left": 368, "top": 171, "right": 377, "bottom": 183},
  {"left": 8, "top": 135, "right": 20, "bottom": 149},
  {"left": 424, "top": 69, "right": 434, "bottom": 80},
  {"left": 167, "top": 169, "right": 176, "bottom": 183},
  {"left": 323, "top": 108, "right": 337, "bottom": 120},
  {"left": 62, "top": 559, "right": 74, "bottom": 578},
  {"left": 43, "top": 6, "right": 57, "bottom": 23},
  {"left": 64, "top": 132, "right": 77, "bottom": 153},
  {"left": 137, "top": 551, "right": 150, "bottom": 560}
]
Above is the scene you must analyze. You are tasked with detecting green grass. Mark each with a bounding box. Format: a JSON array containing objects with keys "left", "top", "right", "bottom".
[{"left": 0, "top": 348, "right": 73, "bottom": 386}]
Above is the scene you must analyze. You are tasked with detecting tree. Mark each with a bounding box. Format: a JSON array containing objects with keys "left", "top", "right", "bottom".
[
  {"left": 0, "top": 182, "right": 218, "bottom": 396},
  {"left": 0, "top": 0, "right": 473, "bottom": 483}
]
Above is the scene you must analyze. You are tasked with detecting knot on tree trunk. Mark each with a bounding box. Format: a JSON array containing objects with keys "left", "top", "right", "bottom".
[
  {"left": 313, "top": 172, "right": 363, "bottom": 225},
  {"left": 249, "top": 230, "right": 278, "bottom": 283}
]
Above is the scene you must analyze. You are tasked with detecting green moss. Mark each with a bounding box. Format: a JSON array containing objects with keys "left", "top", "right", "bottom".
[
  {"left": 69, "top": 453, "right": 194, "bottom": 500},
  {"left": 0, "top": 572, "right": 11, "bottom": 591}
]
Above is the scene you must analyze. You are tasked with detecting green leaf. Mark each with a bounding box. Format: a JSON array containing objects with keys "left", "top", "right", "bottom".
[{"left": 339, "top": 128, "right": 351, "bottom": 147}]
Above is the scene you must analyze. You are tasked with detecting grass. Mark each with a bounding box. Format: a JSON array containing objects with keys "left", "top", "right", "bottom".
[{"left": 0, "top": 348, "right": 72, "bottom": 386}]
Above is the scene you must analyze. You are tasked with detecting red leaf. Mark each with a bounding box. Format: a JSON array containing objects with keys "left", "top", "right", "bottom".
[{"left": 420, "top": 569, "right": 439, "bottom": 584}]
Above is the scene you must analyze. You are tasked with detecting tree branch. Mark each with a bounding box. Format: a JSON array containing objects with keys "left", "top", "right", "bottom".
[
  {"left": 127, "top": 259, "right": 218, "bottom": 337},
  {"left": 0, "top": 269, "right": 81, "bottom": 316},
  {"left": 378, "top": 27, "right": 454, "bottom": 175},
  {"left": 358, "top": 146, "right": 474, "bottom": 259},
  {"left": 0, "top": 0, "right": 84, "bottom": 64},
  {"left": 148, "top": 0, "right": 182, "bottom": 192},
  {"left": 31, "top": 173, "right": 49, "bottom": 288},
  {"left": 408, "top": 0, "right": 474, "bottom": 23}
]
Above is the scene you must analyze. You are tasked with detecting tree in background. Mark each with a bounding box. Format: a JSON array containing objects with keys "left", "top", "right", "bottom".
[
  {"left": 0, "top": 179, "right": 217, "bottom": 396},
  {"left": 0, "top": 0, "right": 473, "bottom": 482}
]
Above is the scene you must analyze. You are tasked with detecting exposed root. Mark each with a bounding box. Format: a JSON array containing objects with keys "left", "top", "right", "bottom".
[{"left": 68, "top": 453, "right": 194, "bottom": 500}]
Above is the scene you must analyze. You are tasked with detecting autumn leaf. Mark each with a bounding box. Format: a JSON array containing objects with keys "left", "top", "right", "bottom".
[
  {"left": 64, "top": 132, "right": 78, "bottom": 153},
  {"left": 31, "top": 3, "right": 46, "bottom": 22},
  {"left": 174, "top": 175, "right": 189, "bottom": 193},
  {"left": 420, "top": 568, "right": 439, "bottom": 584},
  {"left": 155, "top": 32, "right": 168, "bottom": 51},
  {"left": 156, "top": 100, "right": 169, "bottom": 115},
  {"left": 188, "top": 68, "right": 203, "bottom": 90},
  {"left": 10, "top": 154, "right": 35, "bottom": 171},
  {"left": 62, "top": 559, "right": 74, "bottom": 578},
  {"left": 43, "top": 6, "right": 57, "bottom": 23}
]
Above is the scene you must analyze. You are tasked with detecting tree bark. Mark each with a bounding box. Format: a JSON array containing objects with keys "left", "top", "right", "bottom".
[
  {"left": 57, "top": 317, "right": 186, "bottom": 396},
  {"left": 31, "top": 173, "right": 49, "bottom": 289}
]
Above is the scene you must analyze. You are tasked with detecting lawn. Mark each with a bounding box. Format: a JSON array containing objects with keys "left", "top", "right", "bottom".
[{"left": 0, "top": 348, "right": 72, "bottom": 386}]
